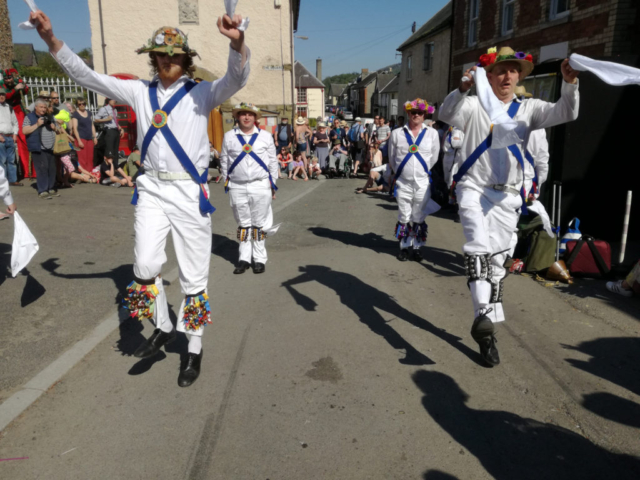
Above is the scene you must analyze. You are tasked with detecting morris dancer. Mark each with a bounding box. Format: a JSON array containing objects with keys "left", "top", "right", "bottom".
[
  {"left": 442, "top": 125, "right": 464, "bottom": 222},
  {"left": 221, "top": 103, "right": 278, "bottom": 275},
  {"left": 2, "top": 69, "right": 32, "bottom": 180},
  {"left": 31, "top": 9, "right": 250, "bottom": 387},
  {"left": 439, "top": 47, "right": 579, "bottom": 366},
  {"left": 388, "top": 98, "right": 440, "bottom": 262}
]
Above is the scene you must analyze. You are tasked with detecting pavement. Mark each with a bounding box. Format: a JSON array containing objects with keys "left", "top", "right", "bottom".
[{"left": 0, "top": 175, "right": 639, "bottom": 479}]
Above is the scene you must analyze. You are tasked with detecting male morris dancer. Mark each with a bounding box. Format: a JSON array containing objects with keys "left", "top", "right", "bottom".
[
  {"left": 439, "top": 46, "right": 579, "bottom": 366},
  {"left": 2, "top": 69, "right": 32, "bottom": 180},
  {"left": 220, "top": 103, "right": 278, "bottom": 275},
  {"left": 387, "top": 98, "right": 440, "bottom": 262},
  {"left": 31, "top": 9, "right": 250, "bottom": 386}
]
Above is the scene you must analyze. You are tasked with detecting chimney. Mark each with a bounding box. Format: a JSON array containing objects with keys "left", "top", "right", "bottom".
[
  {"left": 316, "top": 58, "right": 322, "bottom": 81},
  {"left": 361, "top": 68, "right": 369, "bottom": 76}
]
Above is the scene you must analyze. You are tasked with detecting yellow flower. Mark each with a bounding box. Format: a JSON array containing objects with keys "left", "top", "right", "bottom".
[{"left": 488, "top": 46, "right": 497, "bottom": 54}]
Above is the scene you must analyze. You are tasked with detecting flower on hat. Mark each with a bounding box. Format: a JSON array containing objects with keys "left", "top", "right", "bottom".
[
  {"left": 155, "top": 33, "right": 165, "bottom": 46},
  {"left": 479, "top": 53, "right": 497, "bottom": 67},
  {"left": 404, "top": 101, "right": 413, "bottom": 111},
  {"left": 525, "top": 54, "right": 533, "bottom": 62},
  {"left": 515, "top": 52, "right": 526, "bottom": 59},
  {"left": 487, "top": 47, "right": 497, "bottom": 54},
  {"left": 427, "top": 105, "right": 436, "bottom": 114}
]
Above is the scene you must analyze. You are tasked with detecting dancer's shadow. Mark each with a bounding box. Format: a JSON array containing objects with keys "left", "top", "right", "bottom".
[
  {"left": 0, "top": 242, "right": 11, "bottom": 286},
  {"left": 414, "top": 370, "right": 640, "bottom": 480},
  {"left": 282, "top": 265, "right": 482, "bottom": 366},
  {"left": 211, "top": 233, "right": 238, "bottom": 267},
  {"left": 581, "top": 392, "right": 640, "bottom": 429},
  {"left": 308, "top": 227, "right": 465, "bottom": 277},
  {"left": 375, "top": 203, "right": 398, "bottom": 211},
  {"left": 20, "top": 269, "right": 46, "bottom": 307}
]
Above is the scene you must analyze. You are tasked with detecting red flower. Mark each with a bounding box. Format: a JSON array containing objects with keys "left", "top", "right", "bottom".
[
  {"left": 525, "top": 54, "right": 533, "bottom": 62},
  {"left": 479, "top": 54, "right": 492, "bottom": 67}
]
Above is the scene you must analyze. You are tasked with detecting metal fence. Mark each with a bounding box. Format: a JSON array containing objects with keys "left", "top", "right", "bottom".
[{"left": 23, "top": 76, "right": 100, "bottom": 115}]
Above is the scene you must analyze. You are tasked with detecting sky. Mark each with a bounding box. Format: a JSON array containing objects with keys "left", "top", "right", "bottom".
[{"left": 7, "top": 0, "right": 450, "bottom": 77}]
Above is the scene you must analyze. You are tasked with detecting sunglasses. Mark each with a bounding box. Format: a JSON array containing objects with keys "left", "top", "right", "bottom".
[{"left": 77, "top": 103, "right": 86, "bottom": 106}]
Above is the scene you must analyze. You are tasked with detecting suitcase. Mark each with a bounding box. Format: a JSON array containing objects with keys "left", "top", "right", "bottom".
[{"left": 564, "top": 236, "right": 611, "bottom": 277}]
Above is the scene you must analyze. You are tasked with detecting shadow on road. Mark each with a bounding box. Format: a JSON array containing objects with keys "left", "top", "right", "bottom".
[
  {"left": 21, "top": 269, "right": 46, "bottom": 307},
  {"left": 211, "top": 233, "right": 238, "bottom": 267},
  {"left": 282, "top": 265, "right": 482, "bottom": 366},
  {"left": 582, "top": 392, "right": 640, "bottom": 429},
  {"left": 0, "top": 242, "right": 11, "bottom": 286},
  {"left": 558, "top": 278, "right": 640, "bottom": 322},
  {"left": 423, "top": 470, "right": 460, "bottom": 480},
  {"left": 413, "top": 370, "right": 640, "bottom": 480},
  {"left": 308, "top": 227, "right": 465, "bottom": 277}
]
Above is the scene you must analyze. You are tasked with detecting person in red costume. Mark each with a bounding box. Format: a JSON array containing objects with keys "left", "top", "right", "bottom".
[{"left": 3, "top": 69, "right": 33, "bottom": 179}]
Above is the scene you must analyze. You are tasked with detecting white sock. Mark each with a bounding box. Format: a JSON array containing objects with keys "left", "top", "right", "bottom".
[{"left": 187, "top": 335, "right": 202, "bottom": 355}]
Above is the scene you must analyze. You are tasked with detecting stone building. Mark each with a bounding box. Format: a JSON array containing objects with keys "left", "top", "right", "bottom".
[
  {"left": 396, "top": 2, "right": 453, "bottom": 111},
  {"left": 379, "top": 75, "right": 399, "bottom": 122},
  {"left": 86, "top": 0, "right": 301, "bottom": 129},
  {"left": 294, "top": 61, "right": 325, "bottom": 120},
  {"left": 0, "top": 0, "right": 14, "bottom": 71}
]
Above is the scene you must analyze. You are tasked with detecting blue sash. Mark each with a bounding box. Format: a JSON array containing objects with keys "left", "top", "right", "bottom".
[
  {"left": 393, "top": 127, "right": 431, "bottom": 183},
  {"left": 524, "top": 149, "right": 538, "bottom": 194},
  {"left": 452, "top": 100, "right": 530, "bottom": 214},
  {"left": 225, "top": 131, "right": 278, "bottom": 193},
  {"left": 132, "top": 80, "right": 215, "bottom": 215}
]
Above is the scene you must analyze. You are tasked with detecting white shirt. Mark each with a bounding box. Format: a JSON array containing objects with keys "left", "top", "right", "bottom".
[
  {"left": 53, "top": 42, "right": 250, "bottom": 174},
  {"left": 220, "top": 127, "right": 278, "bottom": 184},
  {"left": 388, "top": 124, "right": 440, "bottom": 185},
  {"left": 0, "top": 162, "right": 13, "bottom": 206},
  {"left": 0, "top": 101, "right": 18, "bottom": 135},
  {"left": 524, "top": 128, "right": 550, "bottom": 195},
  {"left": 443, "top": 127, "right": 464, "bottom": 184},
  {"left": 439, "top": 81, "right": 579, "bottom": 189}
]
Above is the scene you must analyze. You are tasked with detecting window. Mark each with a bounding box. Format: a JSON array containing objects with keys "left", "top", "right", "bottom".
[
  {"left": 502, "top": 0, "right": 515, "bottom": 35},
  {"left": 550, "top": 0, "right": 570, "bottom": 20},
  {"left": 407, "top": 54, "right": 413, "bottom": 80},
  {"left": 423, "top": 43, "right": 434, "bottom": 71},
  {"left": 296, "top": 106, "right": 308, "bottom": 117},
  {"left": 297, "top": 87, "right": 307, "bottom": 103},
  {"left": 468, "top": 0, "right": 479, "bottom": 46}
]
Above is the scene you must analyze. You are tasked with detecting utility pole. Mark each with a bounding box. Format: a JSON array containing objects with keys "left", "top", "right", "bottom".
[{"left": 0, "top": 0, "right": 15, "bottom": 72}]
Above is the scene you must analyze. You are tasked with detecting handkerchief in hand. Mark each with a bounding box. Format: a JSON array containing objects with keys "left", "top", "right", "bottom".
[
  {"left": 224, "top": 0, "right": 250, "bottom": 31},
  {"left": 11, "top": 212, "right": 39, "bottom": 277},
  {"left": 19, "top": 0, "right": 39, "bottom": 30}
]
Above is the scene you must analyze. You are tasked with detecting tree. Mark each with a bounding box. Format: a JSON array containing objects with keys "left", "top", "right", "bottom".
[
  {"left": 0, "top": 0, "right": 14, "bottom": 71},
  {"left": 323, "top": 72, "right": 358, "bottom": 89}
]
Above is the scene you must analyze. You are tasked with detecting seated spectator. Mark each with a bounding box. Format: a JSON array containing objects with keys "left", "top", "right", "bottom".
[
  {"left": 308, "top": 156, "right": 321, "bottom": 180},
  {"left": 328, "top": 139, "right": 349, "bottom": 177},
  {"left": 290, "top": 150, "right": 308, "bottom": 181},
  {"left": 100, "top": 153, "right": 133, "bottom": 187},
  {"left": 356, "top": 164, "right": 391, "bottom": 195},
  {"left": 277, "top": 146, "right": 292, "bottom": 178},
  {"left": 125, "top": 146, "right": 141, "bottom": 181},
  {"left": 607, "top": 260, "right": 640, "bottom": 297},
  {"left": 370, "top": 141, "right": 383, "bottom": 168}
]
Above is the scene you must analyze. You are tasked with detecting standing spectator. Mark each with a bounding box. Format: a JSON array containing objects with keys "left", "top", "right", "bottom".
[
  {"left": 99, "top": 153, "right": 133, "bottom": 187},
  {"left": 3, "top": 68, "right": 32, "bottom": 179},
  {"left": 0, "top": 87, "right": 21, "bottom": 187},
  {"left": 23, "top": 98, "right": 59, "bottom": 199},
  {"left": 71, "top": 98, "right": 97, "bottom": 172},
  {"left": 313, "top": 122, "right": 330, "bottom": 170},
  {"left": 294, "top": 117, "right": 310, "bottom": 168},
  {"left": 341, "top": 121, "right": 351, "bottom": 150},
  {"left": 274, "top": 116, "right": 292, "bottom": 153},
  {"left": 95, "top": 98, "right": 123, "bottom": 159},
  {"left": 395, "top": 115, "right": 405, "bottom": 129},
  {"left": 349, "top": 117, "right": 364, "bottom": 174},
  {"left": 376, "top": 117, "right": 391, "bottom": 162},
  {"left": 389, "top": 119, "right": 396, "bottom": 130}
]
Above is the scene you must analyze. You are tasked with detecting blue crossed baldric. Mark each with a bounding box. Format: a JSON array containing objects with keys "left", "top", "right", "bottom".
[
  {"left": 131, "top": 80, "right": 215, "bottom": 215},
  {"left": 452, "top": 99, "right": 531, "bottom": 214},
  {"left": 393, "top": 127, "right": 432, "bottom": 183},
  {"left": 224, "top": 131, "right": 278, "bottom": 194}
]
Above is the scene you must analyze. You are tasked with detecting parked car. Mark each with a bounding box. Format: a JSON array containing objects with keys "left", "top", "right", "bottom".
[{"left": 342, "top": 110, "right": 354, "bottom": 120}]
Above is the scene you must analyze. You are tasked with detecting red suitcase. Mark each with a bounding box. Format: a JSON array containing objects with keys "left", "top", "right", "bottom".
[{"left": 564, "top": 236, "right": 611, "bottom": 277}]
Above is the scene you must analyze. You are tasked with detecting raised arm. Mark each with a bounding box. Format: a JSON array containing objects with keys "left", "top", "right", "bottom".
[{"left": 30, "top": 10, "right": 141, "bottom": 106}]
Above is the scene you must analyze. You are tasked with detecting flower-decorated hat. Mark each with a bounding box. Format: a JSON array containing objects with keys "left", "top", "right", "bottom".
[
  {"left": 136, "top": 27, "right": 197, "bottom": 57},
  {"left": 3, "top": 68, "right": 19, "bottom": 79},
  {"left": 479, "top": 46, "right": 534, "bottom": 78},
  {"left": 514, "top": 85, "right": 532, "bottom": 98},
  {"left": 404, "top": 98, "right": 436, "bottom": 114},
  {"left": 232, "top": 102, "right": 262, "bottom": 119}
]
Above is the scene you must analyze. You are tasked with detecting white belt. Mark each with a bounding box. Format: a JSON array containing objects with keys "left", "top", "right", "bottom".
[
  {"left": 145, "top": 168, "right": 206, "bottom": 181},
  {"left": 489, "top": 184, "right": 519, "bottom": 196}
]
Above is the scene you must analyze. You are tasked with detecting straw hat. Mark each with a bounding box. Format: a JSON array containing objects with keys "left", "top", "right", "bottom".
[
  {"left": 296, "top": 117, "right": 305, "bottom": 125},
  {"left": 514, "top": 85, "right": 532, "bottom": 98},
  {"left": 317, "top": 122, "right": 327, "bottom": 128},
  {"left": 232, "top": 102, "right": 262, "bottom": 119},
  {"left": 38, "top": 90, "right": 50, "bottom": 98},
  {"left": 340, "top": 121, "right": 348, "bottom": 127},
  {"left": 136, "top": 26, "right": 198, "bottom": 57},
  {"left": 480, "top": 46, "right": 534, "bottom": 79}
]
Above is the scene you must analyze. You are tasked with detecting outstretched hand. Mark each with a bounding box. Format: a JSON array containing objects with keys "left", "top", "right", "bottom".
[
  {"left": 217, "top": 14, "right": 245, "bottom": 51},
  {"left": 561, "top": 58, "right": 579, "bottom": 84},
  {"left": 29, "top": 10, "right": 63, "bottom": 53},
  {"left": 460, "top": 66, "right": 477, "bottom": 93}
]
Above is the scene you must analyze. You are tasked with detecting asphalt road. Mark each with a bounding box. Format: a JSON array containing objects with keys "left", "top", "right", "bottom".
[{"left": 1, "top": 175, "right": 639, "bottom": 479}]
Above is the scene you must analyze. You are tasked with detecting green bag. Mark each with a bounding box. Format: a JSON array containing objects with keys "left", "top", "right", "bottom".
[{"left": 516, "top": 215, "right": 557, "bottom": 273}]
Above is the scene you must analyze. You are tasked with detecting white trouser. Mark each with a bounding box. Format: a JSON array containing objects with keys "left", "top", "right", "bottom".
[
  {"left": 133, "top": 174, "right": 212, "bottom": 336},
  {"left": 457, "top": 185, "right": 522, "bottom": 323},
  {"left": 396, "top": 178, "right": 432, "bottom": 250},
  {"left": 229, "top": 178, "right": 272, "bottom": 264}
]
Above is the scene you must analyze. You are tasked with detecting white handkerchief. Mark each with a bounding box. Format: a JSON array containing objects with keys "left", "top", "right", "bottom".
[
  {"left": 569, "top": 53, "right": 640, "bottom": 86},
  {"left": 422, "top": 198, "right": 441, "bottom": 217},
  {"left": 472, "top": 68, "right": 525, "bottom": 149},
  {"left": 11, "top": 212, "right": 39, "bottom": 277},
  {"left": 263, "top": 223, "right": 282, "bottom": 237},
  {"left": 527, "top": 200, "right": 554, "bottom": 238},
  {"left": 224, "top": 0, "right": 250, "bottom": 31},
  {"left": 18, "top": 0, "right": 38, "bottom": 30}
]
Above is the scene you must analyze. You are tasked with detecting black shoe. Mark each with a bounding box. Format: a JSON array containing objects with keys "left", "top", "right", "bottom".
[
  {"left": 133, "top": 328, "right": 176, "bottom": 359},
  {"left": 252, "top": 262, "right": 266, "bottom": 274},
  {"left": 233, "top": 261, "right": 251, "bottom": 275},
  {"left": 178, "top": 351, "right": 203, "bottom": 387},
  {"left": 397, "top": 249, "right": 410, "bottom": 262},
  {"left": 471, "top": 313, "right": 500, "bottom": 366},
  {"left": 412, "top": 249, "right": 423, "bottom": 262}
]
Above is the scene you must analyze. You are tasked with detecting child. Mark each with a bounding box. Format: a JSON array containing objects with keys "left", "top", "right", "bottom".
[
  {"left": 308, "top": 156, "right": 322, "bottom": 180},
  {"left": 278, "top": 147, "right": 292, "bottom": 179},
  {"left": 290, "top": 150, "right": 308, "bottom": 181},
  {"left": 100, "top": 153, "right": 133, "bottom": 187}
]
